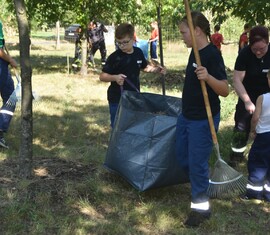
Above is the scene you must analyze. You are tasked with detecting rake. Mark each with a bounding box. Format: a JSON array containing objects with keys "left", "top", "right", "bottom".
[
  {"left": 4, "top": 45, "right": 39, "bottom": 107},
  {"left": 183, "top": 0, "right": 248, "bottom": 198},
  {"left": 5, "top": 71, "right": 21, "bottom": 108}
]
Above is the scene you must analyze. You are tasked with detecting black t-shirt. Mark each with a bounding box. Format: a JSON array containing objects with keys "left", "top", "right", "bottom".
[
  {"left": 102, "top": 47, "right": 148, "bottom": 103},
  {"left": 182, "top": 43, "right": 227, "bottom": 120},
  {"left": 234, "top": 44, "right": 270, "bottom": 103}
]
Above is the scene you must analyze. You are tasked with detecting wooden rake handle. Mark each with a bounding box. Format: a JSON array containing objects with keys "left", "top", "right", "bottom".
[
  {"left": 4, "top": 44, "right": 21, "bottom": 83},
  {"left": 183, "top": 0, "right": 218, "bottom": 145}
]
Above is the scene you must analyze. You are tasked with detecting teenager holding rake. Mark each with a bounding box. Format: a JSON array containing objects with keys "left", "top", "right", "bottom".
[{"left": 176, "top": 11, "right": 229, "bottom": 227}]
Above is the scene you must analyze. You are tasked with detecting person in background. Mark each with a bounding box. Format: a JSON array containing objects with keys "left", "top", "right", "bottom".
[
  {"left": 99, "top": 23, "right": 165, "bottom": 128},
  {"left": 229, "top": 25, "right": 270, "bottom": 166},
  {"left": 87, "top": 20, "right": 108, "bottom": 67},
  {"left": 0, "top": 20, "right": 17, "bottom": 149},
  {"left": 238, "top": 23, "right": 250, "bottom": 53},
  {"left": 72, "top": 26, "right": 83, "bottom": 68},
  {"left": 148, "top": 21, "right": 159, "bottom": 61},
  {"left": 242, "top": 70, "right": 270, "bottom": 202},
  {"left": 177, "top": 11, "right": 229, "bottom": 227},
  {"left": 211, "top": 25, "right": 229, "bottom": 53}
]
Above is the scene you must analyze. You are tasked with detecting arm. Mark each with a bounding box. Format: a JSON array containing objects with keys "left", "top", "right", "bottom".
[
  {"left": 249, "top": 95, "right": 263, "bottom": 139},
  {"left": 0, "top": 48, "right": 17, "bottom": 68},
  {"left": 99, "top": 72, "right": 126, "bottom": 86},
  {"left": 233, "top": 69, "right": 255, "bottom": 114},
  {"left": 195, "top": 65, "right": 229, "bottom": 97},
  {"left": 102, "top": 24, "right": 108, "bottom": 33},
  {"left": 143, "top": 64, "right": 166, "bottom": 75},
  {"left": 149, "top": 36, "right": 159, "bottom": 43}
]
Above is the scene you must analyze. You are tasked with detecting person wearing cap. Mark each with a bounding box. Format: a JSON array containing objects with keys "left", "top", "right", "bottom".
[
  {"left": 229, "top": 25, "right": 270, "bottom": 166},
  {"left": 0, "top": 20, "right": 18, "bottom": 149}
]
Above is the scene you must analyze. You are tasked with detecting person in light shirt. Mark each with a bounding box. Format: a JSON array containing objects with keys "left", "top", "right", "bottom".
[{"left": 242, "top": 70, "right": 270, "bottom": 202}]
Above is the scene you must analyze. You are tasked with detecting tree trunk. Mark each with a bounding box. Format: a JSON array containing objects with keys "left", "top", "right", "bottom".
[
  {"left": 80, "top": 38, "right": 88, "bottom": 76},
  {"left": 55, "top": 20, "right": 61, "bottom": 49},
  {"left": 13, "top": 0, "right": 33, "bottom": 178}
]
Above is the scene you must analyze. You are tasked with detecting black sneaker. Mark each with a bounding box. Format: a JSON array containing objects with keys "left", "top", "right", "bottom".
[
  {"left": 184, "top": 210, "right": 211, "bottom": 227},
  {"left": 0, "top": 137, "right": 9, "bottom": 149}
]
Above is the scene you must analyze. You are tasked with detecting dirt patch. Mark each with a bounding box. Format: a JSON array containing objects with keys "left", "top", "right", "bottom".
[{"left": 0, "top": 157, "right": 96, "bottom": 202}]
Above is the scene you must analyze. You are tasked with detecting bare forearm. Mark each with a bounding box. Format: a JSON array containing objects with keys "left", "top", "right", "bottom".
[
  {"left": 0, "top": 48, "right": 17, "bottom": 67},
  {"left": 233, "top": 79, "right": 251, "bottom": 103},
  {"left": 206, "top": 75, "right": 229, "bottom": 97}
]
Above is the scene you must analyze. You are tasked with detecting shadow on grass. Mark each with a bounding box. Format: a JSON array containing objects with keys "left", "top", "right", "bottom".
[{"left": 1, "top": 48, "right": 267, "bottom": 234}]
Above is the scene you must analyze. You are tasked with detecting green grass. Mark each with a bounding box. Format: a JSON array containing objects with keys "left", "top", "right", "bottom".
[{"left": 0, "top": 38, "right": 269, "bottom": 235}]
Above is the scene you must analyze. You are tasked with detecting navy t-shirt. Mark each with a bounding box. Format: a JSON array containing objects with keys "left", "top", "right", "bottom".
[
  {"left": 102, "top": 47, "right": 148, "bottom": 103},
  {"left": 182, "top": 43, "right": 227, "bottom": 120},
  {"left": 234, "top": 44, "right": 270, "bottom": 103}
]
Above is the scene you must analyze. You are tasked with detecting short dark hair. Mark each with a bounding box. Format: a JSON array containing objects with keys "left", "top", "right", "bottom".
[
  {"left": 244, "top": 23, "right": 250, "bottom": 30},
  {"left": 115, "top": 23, "right": 134, "bottom": 40},
  {"left": 214, "top": 25, "right": 220, "bottom": 31},
  {"left": 249, "top": 25, "right": 269, "bottom": 46}
]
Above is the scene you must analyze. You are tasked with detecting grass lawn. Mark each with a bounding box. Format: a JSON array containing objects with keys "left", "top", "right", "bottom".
[{"left": 0, "top": 39, "right": 269, "bottom": 234}]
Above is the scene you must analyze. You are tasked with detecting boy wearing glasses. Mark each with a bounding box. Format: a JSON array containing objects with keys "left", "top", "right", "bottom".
[{"left": 99, "top": 23, "right": 165, "bottom": 127}]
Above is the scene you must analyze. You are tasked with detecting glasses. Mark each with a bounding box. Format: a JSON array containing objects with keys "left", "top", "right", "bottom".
[
  {"left": 116, "top": 39, "right": 132, "bottom": 47},
  {"left": 251, "top": 44, "right": 268, "bottom": 53}
]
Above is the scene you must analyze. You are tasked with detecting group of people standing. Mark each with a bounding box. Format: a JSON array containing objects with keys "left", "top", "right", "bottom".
[
  {"left": 210, "top": 23, "right": 251, "bottom": 54},
  {"left": 99, "top": 11, "right": 270, "bottom": 228},
  {"left": 72, "top": 19, "right": 160, "bottom": 70}
]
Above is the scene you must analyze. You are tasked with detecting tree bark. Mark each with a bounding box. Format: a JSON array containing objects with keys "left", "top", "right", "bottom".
[
  {"left": 80, "top": 37, "right": 88, "bottom": 76},
  {"left": 13, "top": 0, "right": 33, "bottom": 178},
  {"left": 55, "top": 20, "right": 61, "bottom": 50}
]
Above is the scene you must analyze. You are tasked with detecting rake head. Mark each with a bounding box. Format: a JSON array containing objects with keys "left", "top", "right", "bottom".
[
  {"left": 207, "top": 158, "right": 248, "bottom": 199},
  {"left": 5, "top": 90, "right": 18, "bottom": 108}
]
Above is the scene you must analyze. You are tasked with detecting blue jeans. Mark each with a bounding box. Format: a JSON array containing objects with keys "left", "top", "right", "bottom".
[
  {"left": 150, "top": 41, "right": 157, "bottom": 59},
  {"left": 0, "top": 58, "right": 15, "bottom": 132},
  {"left": 109, "top": 103, "right": 118, "bottom": 128},
  {"left": 247, "top": 132, "right": 270, "bottom": 201},
  {"left": 175, "top": 113, "right": 220, "bottom": 203}
]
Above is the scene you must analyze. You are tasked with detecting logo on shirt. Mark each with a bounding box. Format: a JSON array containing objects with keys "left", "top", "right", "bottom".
[{"left": 137, "top": 60, "right": 143, "bottom": 68}]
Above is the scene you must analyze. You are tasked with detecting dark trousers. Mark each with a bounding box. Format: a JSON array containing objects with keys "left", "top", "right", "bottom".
[
  {"left": 231, "top": 99, "right": 252, "bottom": 153},
  {"left": 150, "top": 41, "right": 158, "bottom": 59},
  {"left": 176, "top": 113, "right": 220, "bottom": 204},
  {"left": 88, "top": 40, "right": 107, "bottom": 64},
  {"left": 0, "top": 58, "right": 15, "bottom": 132},
  {"left": 247, "top": 132, "right": 270, "bottom": 201}
]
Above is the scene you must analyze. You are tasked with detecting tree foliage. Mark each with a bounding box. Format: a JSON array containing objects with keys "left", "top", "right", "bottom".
[{"left": 3, "top": 0, "right": 270, "bottom": 29}]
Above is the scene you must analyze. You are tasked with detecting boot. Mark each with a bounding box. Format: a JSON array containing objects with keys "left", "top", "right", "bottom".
[{"left": 228, "top": 152, "right": 245, "bottom": 167}]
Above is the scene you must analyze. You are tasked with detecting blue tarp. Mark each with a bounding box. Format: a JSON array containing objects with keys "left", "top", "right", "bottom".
[{"left": 136, "top": 39, "right": 149, "bottom": 60}]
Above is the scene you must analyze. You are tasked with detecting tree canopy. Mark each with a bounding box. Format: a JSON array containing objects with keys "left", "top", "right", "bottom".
[{"left": 1, "top": 0, "right": 269, "bottom": 31}]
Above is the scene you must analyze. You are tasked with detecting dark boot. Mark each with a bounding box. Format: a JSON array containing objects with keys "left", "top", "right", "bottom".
[
  {"left": 184, "top": 210, "right": 211, "bottom": 227},
  {"left": 228, "top": 152, "right": 245, "bottom": 167}
]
